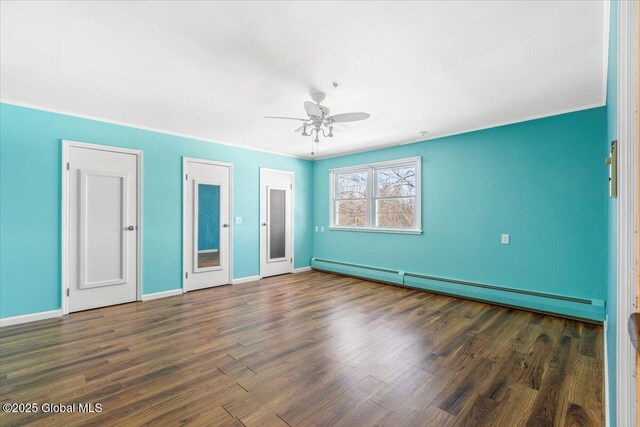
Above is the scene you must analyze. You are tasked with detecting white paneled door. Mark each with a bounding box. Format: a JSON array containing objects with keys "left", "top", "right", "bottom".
[
  {"left": 260, "top": 168, "right": 293, "bottom": 278},
  {"left": 183, "top": 158, "right": 232, "bottom": 291},
  {"left": 67, "top": 144, "right": 140, "bottom": 313}
]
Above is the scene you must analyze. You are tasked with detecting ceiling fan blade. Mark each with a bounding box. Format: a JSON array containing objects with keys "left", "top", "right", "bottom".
[
  {"left": 264, "top": 116, "right": 309, "bottom": 121},
  {"left": 294, "top": 125, "right": 305, "bottom": 133},
  {"left": 333, "top": 122, "right": 352, "bottom": 130},
  {"left": 327, "top": 112, "right": 370, "bottom": 123},
  {"left": 304, "top": 101, "right": 322, "bottom": 117}
]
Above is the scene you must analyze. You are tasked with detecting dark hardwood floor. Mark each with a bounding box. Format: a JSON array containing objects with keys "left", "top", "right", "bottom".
[{"left": 0, "top": 270, "right": 604, "bottom": 426}]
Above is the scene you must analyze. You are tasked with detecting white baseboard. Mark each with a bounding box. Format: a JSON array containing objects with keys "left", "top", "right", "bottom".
[
  {"left": 0, "top": 309, "right": 63, "bottom": 327},
  {"left": 141, "top": 289, "right": 183, "bottom": 301},
  {"left": 293, "top": 266, "right": 312, "bottom": 273},
  {"left": 232, "top": 275, "right": 260, "bottom": 284}
]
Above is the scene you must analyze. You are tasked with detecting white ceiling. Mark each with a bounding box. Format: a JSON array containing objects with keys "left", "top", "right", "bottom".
[{"left": 0, "top": 1, "right": 608, "bottom": 159}]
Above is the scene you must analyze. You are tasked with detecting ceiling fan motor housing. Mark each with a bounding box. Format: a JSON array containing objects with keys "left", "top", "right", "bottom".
[{"left": 310, "top": 91, "right": 326, "bottom": 104}]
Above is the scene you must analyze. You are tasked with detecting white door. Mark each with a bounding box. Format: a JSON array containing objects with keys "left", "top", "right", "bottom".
[
  {"left": 67, "top": 144, "right": 139, "bottom": 312},
  {"left": 260, "top": 169, "right": 293, "bottom": 278},
  {"left": 184, "top": 158, "right": 231, "bottom": 291}
]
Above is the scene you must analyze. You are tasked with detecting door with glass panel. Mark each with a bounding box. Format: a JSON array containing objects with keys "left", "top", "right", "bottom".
[
  {"left": 183, "top": 158, "right": 231, "bottom": 291},
  {"left": 260, "top": 168, "right": 293, "bottom": 278}
]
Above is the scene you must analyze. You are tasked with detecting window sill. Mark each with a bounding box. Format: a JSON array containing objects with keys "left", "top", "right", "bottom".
[{"left": 328, "top": 226, "right": 423, "bottom": 235}]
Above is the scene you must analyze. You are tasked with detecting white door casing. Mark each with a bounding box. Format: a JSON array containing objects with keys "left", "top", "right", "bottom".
[
  {"left": 260, "top": 168, "right": 293, "bottom": 278},
  {"left": 615, "top": 1, "right": 638, "bottom": 425},
  {"left": 183, "top": 158, "right": 232, "bottom": 291},
  {"left": 62, "top": 141, "right": 141, "bottom": 313}
]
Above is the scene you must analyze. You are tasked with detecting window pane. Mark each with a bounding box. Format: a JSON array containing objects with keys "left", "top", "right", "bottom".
[
  {"left": 376, "top": 198, "right": 416, "bottom": 228},
  {"left": 376, "top": 166, "right": 416, "bottom": 197},
  {"left": 336, "top": 171, "right": 368, "bottom": 199},
  {"left": 269, "top": 188, "right": 286, "bottom": 259},
  {"left": 336, "top": 200, "right": 367, "bottom": 226}
]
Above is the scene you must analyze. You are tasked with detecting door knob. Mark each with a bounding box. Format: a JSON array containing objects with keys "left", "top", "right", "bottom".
[
  {"left": 262, "top": 223, "right": 267, "bottom": 226},
  {"left": 127, "top": 225, "right": 136, "bottom": 231},
  {"left": 222, "top": 223, "right": 229, "bottom": 228}
]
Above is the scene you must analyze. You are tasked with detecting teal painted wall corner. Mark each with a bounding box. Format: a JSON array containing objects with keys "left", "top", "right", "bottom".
[
  {"left": 0, "top": 102, "right": 313, "bottom": 318},
  {"left": 312, "top": 107, "right": 608, "bottom": 322}
]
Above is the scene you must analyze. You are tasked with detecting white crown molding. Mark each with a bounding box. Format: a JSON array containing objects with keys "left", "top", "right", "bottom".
[
  {"left": 1, "top": 98, "right": 606, "bottom": 162},
  {"left": 313, "top": 102, "right": 606, "bottom": 160},
  {"left": 0, "top": 98, "right": 313, "bottom": 160}
]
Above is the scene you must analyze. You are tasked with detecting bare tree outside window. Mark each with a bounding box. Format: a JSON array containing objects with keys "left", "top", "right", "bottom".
[
  {"left": 330, "top": 158, "right": 420, "bottom": 231},
  {"left": 374, "top": 166, "right": 416, "bottom": 228},
  {"left": 335, "top": 170, "right": 367, "bottom": 226}
]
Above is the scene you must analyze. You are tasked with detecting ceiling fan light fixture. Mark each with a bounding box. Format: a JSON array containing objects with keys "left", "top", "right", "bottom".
[
  {"left": 310, "top": 91, "right": 326, "bottom": 104},
  {"left": 265, "top": 92, "right": 370, "bottom": 155}
]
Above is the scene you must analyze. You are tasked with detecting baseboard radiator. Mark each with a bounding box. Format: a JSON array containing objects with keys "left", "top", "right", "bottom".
[{"left": 310, "top": 257, "right": 605, "bottom": 323}]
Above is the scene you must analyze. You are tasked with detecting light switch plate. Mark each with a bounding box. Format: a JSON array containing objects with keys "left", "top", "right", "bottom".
[
  {"left": 501, "top": 234, "right": 510, "bottom": 245},
  {"left": 320, "top": 226, "right": 325, "bottom": 232},
  {"left": 235, "top": 217, "right": 242, "bottom": 224},
  {"left": 315, "top": 226, "right": 319, "bottom": 232}
]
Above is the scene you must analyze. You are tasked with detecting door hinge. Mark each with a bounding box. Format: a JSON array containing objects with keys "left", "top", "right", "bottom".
[
  {"left": 185, "top": 174, "right": 188, "bottom": 181},
  {"left": 290, "top": 184, "right": 293, "bottom": 189},
  {"left": 66, "top": 288, "right": 70, "bottom": 297},
  {"left": 185, "top": 272, "right": 188, "bottom": 279},
  {"left": 66, "top": 162, "right": 70, "bottom": 171},
  {"left": 290, "top": 258, "right": 293, "bottom": 263}
]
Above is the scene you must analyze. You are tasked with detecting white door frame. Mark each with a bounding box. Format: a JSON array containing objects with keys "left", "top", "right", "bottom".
[
  {"left": 615, "top": 0, "right": 638, "bottom": 425},
  {"left": 259, "top": 168, "right": 294, "bottom": 278},
  {"left": 61, "top": 140, "right": 143, "bottom": 315},
  {"left": 182, "top": 157, "right": 233, "bottom": 292}
]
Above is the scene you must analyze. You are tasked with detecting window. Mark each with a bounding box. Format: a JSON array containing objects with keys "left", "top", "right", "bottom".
[
  {"left": 330, "top": 157, "right": 421, "bottom": 233},
  {"left": 334, "top": 169, "right": 368, "bottom": 226}
]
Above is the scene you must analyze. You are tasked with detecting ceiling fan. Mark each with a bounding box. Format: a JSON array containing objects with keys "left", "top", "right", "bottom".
[{"left": 265, "top": 92, "right": 370, "bottom": 156}]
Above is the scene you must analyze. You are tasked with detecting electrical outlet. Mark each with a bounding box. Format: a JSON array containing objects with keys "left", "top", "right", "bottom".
[
  {"left": 235, "top": 217, "right": 242, "bottom": 224},
  {"left": 501, "top": 234, "right": 510, "bottom": 245}
]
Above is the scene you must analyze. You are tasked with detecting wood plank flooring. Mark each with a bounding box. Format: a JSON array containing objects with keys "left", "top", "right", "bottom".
[{"left": 0, "top": 270, "right": 604, "bottom": 426}]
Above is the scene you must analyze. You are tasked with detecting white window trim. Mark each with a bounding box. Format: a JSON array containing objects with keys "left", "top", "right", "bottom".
[{"left": 329, "top": 156, "right": 422, "bottom": 234}]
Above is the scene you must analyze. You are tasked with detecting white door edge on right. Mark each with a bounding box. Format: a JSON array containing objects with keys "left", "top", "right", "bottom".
[{"left": 260, "top": 168, "right": 293, "bottom": 278}]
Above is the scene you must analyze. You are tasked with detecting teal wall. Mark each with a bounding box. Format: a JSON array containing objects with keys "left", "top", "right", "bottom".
[
  {"left": 0, "top": 103, "right": 313, "bottom": 318},
  {"left": 605, "top": 1, "right": 618, "bottom": 425},
  {"left": 313, "top": 108, "right": 608, "bottom": 320},
  {"left": 197, "top": 184, "right": 220, "bottom": 251}
]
